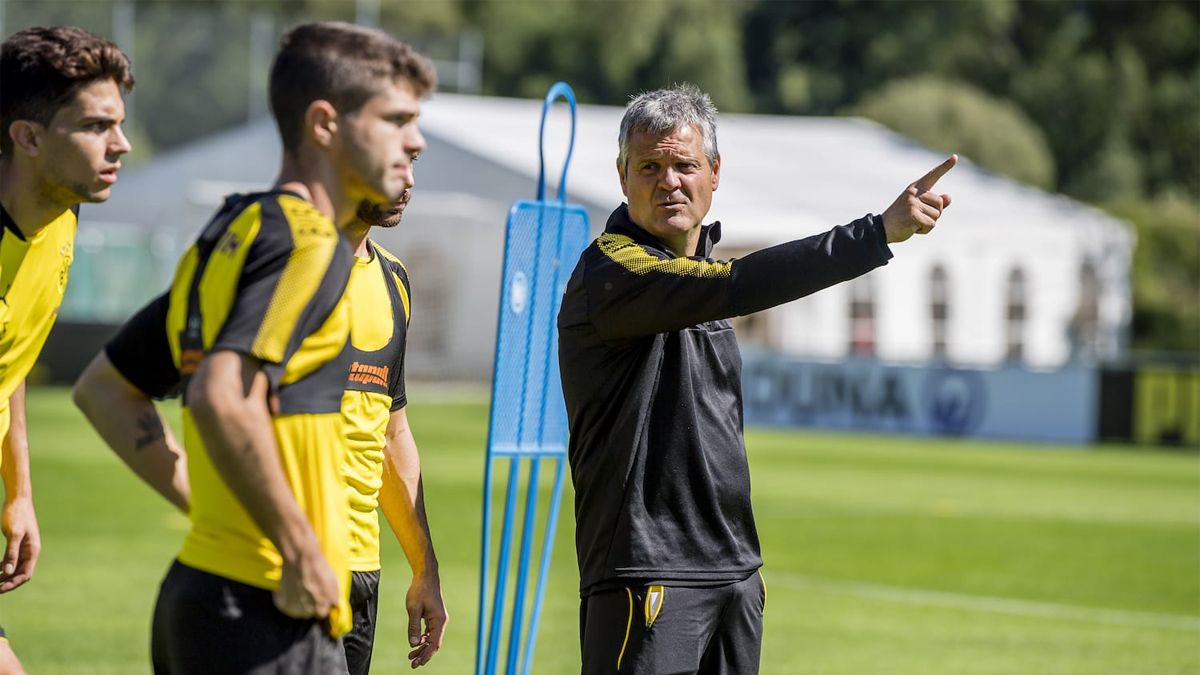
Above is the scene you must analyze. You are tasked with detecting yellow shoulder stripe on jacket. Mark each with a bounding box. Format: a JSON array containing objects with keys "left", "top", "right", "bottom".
[{"left": 597, "top": 233, "right": 731, "bottom": 279}]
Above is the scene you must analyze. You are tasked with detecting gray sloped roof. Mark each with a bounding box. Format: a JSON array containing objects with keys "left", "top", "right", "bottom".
[
  {"left": 418, "top": 92, "right": 1132, "bottom": 247},
  {"left": 88, "top": 91, "right": 1133, "bottom": 250}
]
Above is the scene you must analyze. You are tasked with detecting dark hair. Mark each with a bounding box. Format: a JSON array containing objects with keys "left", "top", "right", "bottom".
[
  {"left": 269, "top": 21, "right": 437, "bottom": 152},
  {"left": 0, "top": 26, "right": 134, "bottom": 155}
]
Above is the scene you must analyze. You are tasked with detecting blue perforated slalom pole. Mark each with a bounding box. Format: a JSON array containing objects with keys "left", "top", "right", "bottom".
[{"left": 476, "top": 82, "right": 588, "bottom": 675}]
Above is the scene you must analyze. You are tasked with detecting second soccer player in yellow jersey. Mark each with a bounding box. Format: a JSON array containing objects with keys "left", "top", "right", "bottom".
[{"left": 338, "top": 197, "right": 447, "bottom": 673}]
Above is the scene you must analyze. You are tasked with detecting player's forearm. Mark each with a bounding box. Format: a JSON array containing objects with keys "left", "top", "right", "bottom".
[
  {"left": 1, "top": 383, "right": 32, "bottom": 502},
  {"left": 379, "top": 414, "right": 439, "bottom": 577},
  {"left": 380, "top": 473, "right": 439, "bottom": 577},
  {"left": 73, "top": 354, "right": 190, "bottom": 513},
  {"left": 188, "top": 351, "right": 321, "bottom": 560}
]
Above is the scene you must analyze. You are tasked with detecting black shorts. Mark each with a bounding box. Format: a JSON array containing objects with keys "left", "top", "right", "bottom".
[
  {"left": 579, "top": 573, "right": 765, "bottom": 675},
  {"left": 151, "top": 560, "right": 346, "bottom": 675},
  {"left": 343, "top": 570, "right": 381, "bottom": 675},
  {"left": 0, "top": 625, "right": 5, "bottom": 639}
]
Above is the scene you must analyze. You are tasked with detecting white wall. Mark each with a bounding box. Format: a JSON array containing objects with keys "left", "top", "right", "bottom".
[{"left": 726, "top": 206, "right": 1132, "bottom": 370}]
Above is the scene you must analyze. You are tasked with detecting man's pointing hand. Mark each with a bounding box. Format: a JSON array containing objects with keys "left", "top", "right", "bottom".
[{"left": 882, "top": 154, "right": 957, "bottom": 244}]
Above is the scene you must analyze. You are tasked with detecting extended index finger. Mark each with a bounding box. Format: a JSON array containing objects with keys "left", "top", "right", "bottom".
[{"left": 913, "top": 154, "right": 958, "bottom": 191}]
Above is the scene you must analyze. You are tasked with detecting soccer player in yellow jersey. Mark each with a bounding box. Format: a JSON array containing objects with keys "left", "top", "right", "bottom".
[
  {"left": 79, "top": 195, "right": 449, "bottom": 673},
  {"left": 72, "top": 23, "right": 436, "bottom": 674},
  {"left": 338, "top": 197, "right": 447, "bottom": 672},
  {"left": 0, "top": 26, "right": 133, "bottom": 674}
]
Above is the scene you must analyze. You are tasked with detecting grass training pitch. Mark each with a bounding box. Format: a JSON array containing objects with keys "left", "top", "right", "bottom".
[{"left": 2, "top": 387, "right": 1197, "bottom": 674}]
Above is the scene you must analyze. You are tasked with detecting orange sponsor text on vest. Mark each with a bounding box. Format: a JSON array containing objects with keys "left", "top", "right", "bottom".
[{"left": 348, "top": 361, "right": 389, "bottom": 388}]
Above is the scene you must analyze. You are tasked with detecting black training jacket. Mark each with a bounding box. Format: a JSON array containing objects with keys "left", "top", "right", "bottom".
[{"left": 558, "top": 203, "right": 893, "bottom": 596}]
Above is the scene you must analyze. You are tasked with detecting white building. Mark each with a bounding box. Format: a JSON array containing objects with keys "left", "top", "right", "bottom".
[{"left": 81, "top": 93, "right": 1133, "bottom": 379}]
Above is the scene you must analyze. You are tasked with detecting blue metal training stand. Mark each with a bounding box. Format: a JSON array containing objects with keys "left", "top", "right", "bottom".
[{"left": 476, "top": 82, "right": 590, "bottom": 675}]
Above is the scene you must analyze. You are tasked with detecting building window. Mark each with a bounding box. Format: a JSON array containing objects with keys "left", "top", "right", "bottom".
[
  {"left": 1005, "top": 267, "right": 1027, "bottom": 364},
  {"left": 848, "top": 275, "right": 876, "bottom": 357},
  {"left": 930, "top": 265, "right": 949, "bottom": 361}
]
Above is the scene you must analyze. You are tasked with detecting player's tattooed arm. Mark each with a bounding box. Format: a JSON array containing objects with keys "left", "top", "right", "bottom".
[
  {"left": 134, "top": 410, "right": 166, "bottom": 450},
  {"left": 74, "top": 352, "right": 190, "bottom": 513}
]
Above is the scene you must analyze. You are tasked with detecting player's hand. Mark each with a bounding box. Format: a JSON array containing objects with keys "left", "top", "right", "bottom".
[
  {"left": 882, "top": 154, "right": 957, "bottom": 243},
  {"left": 0, "top": 496, "right": 40, "bottom": 593},
  {"left": 273, "top": 547, "right": 339, "bottom": 619},
  {"left": 405, "top": 572, "right": 448, "bottom": 668}
]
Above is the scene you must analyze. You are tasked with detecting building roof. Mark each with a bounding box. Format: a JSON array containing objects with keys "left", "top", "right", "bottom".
[
  {"left": 89, "top": 91, "right": 1133, "bottom": 251},
  {"left": 419, "top": 92, "right": 1133, "bottom": 247}
]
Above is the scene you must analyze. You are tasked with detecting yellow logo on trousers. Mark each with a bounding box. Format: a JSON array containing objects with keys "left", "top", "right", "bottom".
[{"left": 644, "top": 585, "right": 664, "bottom": 628}]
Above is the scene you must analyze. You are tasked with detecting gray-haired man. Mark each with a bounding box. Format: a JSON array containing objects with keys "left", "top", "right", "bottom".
[{"left": 557, "top": 83, "right": 955, "bottom": 674}]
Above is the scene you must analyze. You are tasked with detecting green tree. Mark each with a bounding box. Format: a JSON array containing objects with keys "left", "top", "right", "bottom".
[
  {"left": 852, "top": 76, "right": 1055, "bottom": 190},
  {"left": 1107, "top": 196, "right": 1200, "bottom": 353},
  {"left": 742, "top": 0, "right": 1022, "bottom": 113},
  {"left": 468, "top": 0, "right": 748, "bottom": 109}
]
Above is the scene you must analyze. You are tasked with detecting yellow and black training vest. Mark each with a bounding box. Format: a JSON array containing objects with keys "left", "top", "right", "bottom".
[
  {"left": 340, "top": 240, "right": 412, "bottom": 572},
  {"left": 105, "top": 190, "right": 356, "bottom": 636}
]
